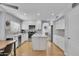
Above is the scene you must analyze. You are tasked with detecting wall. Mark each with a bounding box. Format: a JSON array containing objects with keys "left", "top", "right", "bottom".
[
  {"left": 65, "top": 5, "right": 79, "bottom": 56},
  {"left": 5, "top": 13, "right": 22, "bottom": 24},
  {"left": 5, "top": 13, "right": 22, "bottom": 33},
  {"left": 0, "top": 12, "right": 6, "bottom": 40},
  {"left": 22, "top": 20, "right": 41, "bottom": 30},
  {"left": 36, "top": 20, "right": 42, "bottom": 30}
]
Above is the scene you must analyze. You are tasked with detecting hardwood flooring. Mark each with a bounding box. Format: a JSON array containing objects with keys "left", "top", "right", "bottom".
[{"left": 14, "top": 41, "right": 64, "bottom": 56}]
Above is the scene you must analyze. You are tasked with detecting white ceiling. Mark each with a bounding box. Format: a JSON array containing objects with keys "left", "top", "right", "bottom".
[{"left": 8, "top": 3, "right": 72, "bottom": 21}]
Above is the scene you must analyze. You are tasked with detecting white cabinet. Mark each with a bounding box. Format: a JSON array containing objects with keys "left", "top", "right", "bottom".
[
  {"left": 53, "top": 35, "right": 65, "bottom": 50},
  {"left": 10, "top": 21, "right": 20, "bottom": 33},
  {"left": 53, "top": 16, "right": 65, "bottom": 51},
  {"left": 21, "top": 33, "right": 28, "bottom": 43},
  {"left": 0, "top": 12, "right": 6, "bottom": 40},
  {"left": 32, "top": 34, "right": 48, "bottom": 50},
  {"left": 13, "top": 36, "right": 19, "bottom": 48},
  {"left": 40, "top": 37, "right": 47, "bottom": 50},
  {"left": 55, "top": 17, "right": 65, "bottom": 29},
  {"left": 32, "top": 37, "right": 40, "bottom": 50}
]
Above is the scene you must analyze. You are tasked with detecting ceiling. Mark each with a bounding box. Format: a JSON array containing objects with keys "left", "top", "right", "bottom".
[{"left": 7, "top": 3, "right": 72, "bottom": 21}]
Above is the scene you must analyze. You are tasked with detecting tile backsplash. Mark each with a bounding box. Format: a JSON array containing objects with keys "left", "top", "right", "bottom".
[{"left": 55, "top": 29, "right": 65, "bottom": 37}]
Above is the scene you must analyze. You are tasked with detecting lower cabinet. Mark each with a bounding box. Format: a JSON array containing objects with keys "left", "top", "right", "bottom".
[
  {"left": 13, "top": 36, "right": 19, "bottom": 48},
  {"left": 6, "top": 33, "right": 28, "bottom": 48},
  {"left": 53, "top": 35, "right": 65, "bottom": 51},
  {"left": 32, "top": 37, "right": 48, "bottom": 50},
  {"left": 21, "top": 33, "right": 28, "bottom": 43}
]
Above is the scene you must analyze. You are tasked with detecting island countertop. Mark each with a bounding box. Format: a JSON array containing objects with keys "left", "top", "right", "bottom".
[{"left": 32, "top": 33, "right": 47, "bottom": 38}]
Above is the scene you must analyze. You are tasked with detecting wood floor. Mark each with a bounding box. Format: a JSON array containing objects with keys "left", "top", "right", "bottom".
[{"left": 13, "top": 41, "right": 64, "bottom": 56}]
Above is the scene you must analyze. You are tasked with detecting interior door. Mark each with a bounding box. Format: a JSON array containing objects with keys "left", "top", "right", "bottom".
[{"left": 67, "top": 6, "right": 79, "bottom": 56}]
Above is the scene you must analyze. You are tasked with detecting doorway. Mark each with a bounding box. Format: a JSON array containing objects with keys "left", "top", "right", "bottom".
[
  {"left": 28, "top": 25, "right": 36, "bottom": 41},
  {"left": 51, "top": 25, "right": 53, "bottom": 43}
]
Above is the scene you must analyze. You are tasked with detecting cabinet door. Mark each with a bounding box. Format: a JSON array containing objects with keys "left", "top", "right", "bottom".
[
  {"left": 40, "top": 37, "right": 47, "bottom": 50},
  {"left": 32, "top": 37, "right": 40, "bottom": 50},
  {"left": 55, "top": 18, "right": 65, "bottom": 29},
  {"left": 13, "top": 36, "right": 18, "bottom": 48},
  {"left": 22, "top": 33, "right": 28, "bottom": 43}
]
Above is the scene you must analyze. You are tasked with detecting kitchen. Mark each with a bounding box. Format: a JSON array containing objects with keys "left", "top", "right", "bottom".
[
  {"left": 1, "top": 3, "right": 79, "bottom": 56},
  {"left": 0, "top": 3, "right": 70, "bottom": 56},
  {"left": 0, "top": 4, "right": 51, "bottom": 55}
]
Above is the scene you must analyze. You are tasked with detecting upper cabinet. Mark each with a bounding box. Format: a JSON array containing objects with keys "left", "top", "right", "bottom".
[
  {"left": 5, "top": 13, "right": 21, "bottom": 34},
  {"left": 36, "top": 20, "right": 41, "bottom": 30},
  {"left": 55, "top": 16, "right": 65, "bottom": 29},
  {"left": 10, "top": 21, "right": 20, "bottom": 33}
]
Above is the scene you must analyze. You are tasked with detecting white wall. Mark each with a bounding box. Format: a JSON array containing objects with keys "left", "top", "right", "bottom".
[
  {"left": 5, "top": 13, "right": 22, "bottom": 24},
  {"left": 22, "top": 20, "right": 41, "bottom": 30},
  {"left": 5, "top": 13, "right": 22, "bottom": 34},
  {"left": 0, "top": 12, "right": 6, "bottom": 40},
  {"left": 0, "top": 7, "right": 22, "bottom": 40},
  {"left": 65, "top": 5, "right": 79, "bottom": 56},
  {"left": 36, "top": 20, "right": 41, "bottom": 30},
  {"left": 22, "top": 20, "right": 36, "bottom": 30}
]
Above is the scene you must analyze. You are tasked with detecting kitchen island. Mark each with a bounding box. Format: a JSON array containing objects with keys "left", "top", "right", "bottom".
[{"left": 32, "top": 33, "right": 48, "bottom": 50}]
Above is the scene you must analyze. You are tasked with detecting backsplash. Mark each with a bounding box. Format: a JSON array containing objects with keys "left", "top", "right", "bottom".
[{"left": 55, "top": 29, "right": 65, "bottom": 37}]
